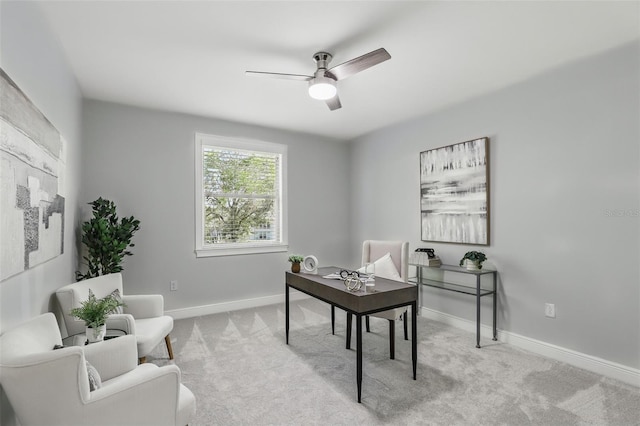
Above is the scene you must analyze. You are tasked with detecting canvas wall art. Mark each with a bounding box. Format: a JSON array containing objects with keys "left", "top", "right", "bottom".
[
  {"left": 1, "top": 68, "right": 66, "bottom": 281},
  {"left": 420, "top": 137, "right": 489, "bottom": 245}
]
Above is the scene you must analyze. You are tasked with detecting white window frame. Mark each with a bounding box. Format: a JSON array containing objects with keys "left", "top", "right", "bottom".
[{"left": 195, "top": 133, "right": 288, "bottom": 257}]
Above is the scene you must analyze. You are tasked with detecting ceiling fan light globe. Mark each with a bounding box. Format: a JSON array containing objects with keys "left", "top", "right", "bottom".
[{"left": 308, "top": 77, "right": 337, "bottom": 100}]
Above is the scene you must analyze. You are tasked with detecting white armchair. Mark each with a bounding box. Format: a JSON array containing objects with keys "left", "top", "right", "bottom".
[
  {"left": 0, "top": 313, "right": 195, "bottom": 426},
  {"left": 56, "top": 273, "right": 174, "bottom": 363}
]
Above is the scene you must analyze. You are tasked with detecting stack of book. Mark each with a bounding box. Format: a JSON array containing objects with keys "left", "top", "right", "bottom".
[
  {"left": 410, "top": 252, "right": 442, "bottom": 267},
  {"left": 423, "top": 256, "right": 441, "bottom": 267}
]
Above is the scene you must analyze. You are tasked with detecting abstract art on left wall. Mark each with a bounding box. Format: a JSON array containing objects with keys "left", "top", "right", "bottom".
[{"left": 0, "top": 68, "right": 66, "bottom": 281}]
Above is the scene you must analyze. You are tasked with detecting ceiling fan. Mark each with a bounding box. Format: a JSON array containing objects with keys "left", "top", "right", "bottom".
[{"left": 246, "top": 48, "right": 391, "bottom": 111}]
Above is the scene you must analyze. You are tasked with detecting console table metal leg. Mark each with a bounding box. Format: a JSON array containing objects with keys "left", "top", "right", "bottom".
[
  {"left": 346, "top": 312, "right": 352, "bottom": 349},
  {"left": 493, "top": 273, "right": 497, "bottom": 341},
  {"left": 285, "top": 284, "right": 290, "bottom": 345},
  {"left": 356, "top": 314, "right": 363, "bottom": 403},
  {"left": 476, "top": 276, "right": 481, "bottom": 349},
  {"left": 417, "top": 268, "right": 422, "bottom": 316},
  {"left": 412, "top": 301, "right": 417, "bottom": 380}
]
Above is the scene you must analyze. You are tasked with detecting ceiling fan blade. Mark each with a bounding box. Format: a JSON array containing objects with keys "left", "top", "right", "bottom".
[
  {"left": 325, "top": 94, "right": 342, "bottom": 111},
  {"left": 245, "top": 71, "right": 312, "bottom": 81},
  {"left": 327, "top": 48, "right": 391, "bottom": 81}
]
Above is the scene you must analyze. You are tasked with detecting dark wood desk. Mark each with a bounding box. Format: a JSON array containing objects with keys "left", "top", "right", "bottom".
[{"left": 285, "top": 266, "right": 417, "bottom": 403}]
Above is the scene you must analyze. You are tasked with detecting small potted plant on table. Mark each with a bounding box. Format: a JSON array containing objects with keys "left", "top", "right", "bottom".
[
  {"left": 288, "top": 255, "right": 304, "bottom": 273},
  {"left": 70, "top": 289, "right": 125, "bottom": 343},
  {"left": 459, "top": 251, "right": 487, "bottom": 271}
]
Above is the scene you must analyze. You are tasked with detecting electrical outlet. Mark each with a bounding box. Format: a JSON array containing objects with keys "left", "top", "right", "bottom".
[
  {"left": 545, "top": 303, "right": 556, "bottom": 318},
  {"left": 170, "top": 280, "right": 178, "bottom": 291}
]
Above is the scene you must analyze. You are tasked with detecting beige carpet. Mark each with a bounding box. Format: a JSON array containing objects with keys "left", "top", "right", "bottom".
[{"left": 149, "top": 298, "right": 640, "bottom": 425}]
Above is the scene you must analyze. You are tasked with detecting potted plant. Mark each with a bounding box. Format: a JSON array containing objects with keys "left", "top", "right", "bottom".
[
  {"left": 70, "top": 289, "right": 125, "bottom": 342},
  {"left": 288, "top": 255, "right": 304, "bottom": 273},
  {"left": 459, "top": 251, "right": 487, "bottom": 271},
  {"left": 76, "top": 197, "right": 141, "bottom": 281}
]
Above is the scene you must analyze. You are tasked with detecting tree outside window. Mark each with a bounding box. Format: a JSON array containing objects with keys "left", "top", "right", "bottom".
[
  {"left": 203, "top": 148, "right": 279, "bottom": 244},
  {"left": 195, "top": 134, "right": 287, "bottom": 257}
]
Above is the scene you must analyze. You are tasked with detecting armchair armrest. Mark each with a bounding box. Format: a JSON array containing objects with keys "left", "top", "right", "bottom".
[
  {"left": 105, "top": 313, "right": 136, "bottom": 335},
  {"left": 123, "top": 294, "right": 164, "bottom": 318},
  {"left": 82, "top": 335, "right": 138, "bottom": 381}
]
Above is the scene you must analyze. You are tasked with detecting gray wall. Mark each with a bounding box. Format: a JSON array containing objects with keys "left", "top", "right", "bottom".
[
  {"left": 0, "top": 2, "right": 82, "bottom": 424},
  {"left": 81, "top": 100, "right": 351, "bottom": 311},
  {"left": 0, "top": 2, "right": 82, "bottom": 331},
  {"left": 348, "top": 41, "right": 640, "bottom": 369}
]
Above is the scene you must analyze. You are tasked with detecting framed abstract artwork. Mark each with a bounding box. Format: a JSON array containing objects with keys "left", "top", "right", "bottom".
[
  {"left": 420, "top": 137, "right": 489, "bottom": 245},
  {"left": 1, "top": 68, "right": 66, "bottom": 281}
]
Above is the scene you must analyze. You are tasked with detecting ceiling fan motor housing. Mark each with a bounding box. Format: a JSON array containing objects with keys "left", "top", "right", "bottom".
[{"left": 313, "top": 52, "right": 333, "bottom": 70}]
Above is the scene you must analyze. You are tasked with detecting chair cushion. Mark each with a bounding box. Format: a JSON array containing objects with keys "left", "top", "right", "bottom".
[
  {"left": 370, "top": 307, "right": 406, "bottom": 320},
  {"left": 98, "top": 362, "right": 158, "bottom": 391},
  {"left": 134, "top": 316, "right": 174, "bottom": 357},
  {"left": 358, "top": 252, "right": 402, "bottom": 282}
]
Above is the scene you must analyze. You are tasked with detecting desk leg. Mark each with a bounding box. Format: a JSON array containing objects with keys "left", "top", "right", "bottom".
[
  {"left": 285, "top": 284, "right": 290, "bottom": 345},
  {"left": 493, "top": 273, "right": 498, "bottom": 341},
  {"left": 476, "top": 276, "right": 481, "bottom": 348},
  {"left": 356, "top": 314, "right": 363, "bottom": 403},
  {"left": 389, "top": 320, "right": 395, "bottom": 360},
  {"left": 412, "top": 301, "right": 417, "bottom": 380},
  {"left": 331, "top": 305, "right": 335, "bottom": 335}
]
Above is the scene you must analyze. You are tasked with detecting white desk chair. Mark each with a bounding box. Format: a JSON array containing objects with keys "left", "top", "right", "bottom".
[
  {"left": 360, "top": 240, "right": 410, "bottom": 359},
  {"left": 331, "top": 240, "right": 411, "bottom": 358}
]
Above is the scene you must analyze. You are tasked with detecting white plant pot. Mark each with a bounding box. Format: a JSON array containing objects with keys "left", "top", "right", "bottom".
[
  {"left": 86, "top": 325, "right": 106, "bottom": 343},
  {"left": 464, "top": 259, "right": 480, "bottom": 271}
]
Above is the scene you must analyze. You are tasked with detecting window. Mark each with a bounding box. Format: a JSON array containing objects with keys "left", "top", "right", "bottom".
[{"left": 195, "top": 133, "right": 287, "bottom": 257}]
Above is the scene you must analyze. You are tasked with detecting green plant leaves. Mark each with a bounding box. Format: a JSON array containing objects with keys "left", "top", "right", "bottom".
[
  {"left": 75, "top": 197, "right": 141, "bottom": 281},
  {"left": 69, "top": 289, "right": 125, "bottom": 328},
  {"left": 459, "top": 251, "right": 487, "bottom": 268}
]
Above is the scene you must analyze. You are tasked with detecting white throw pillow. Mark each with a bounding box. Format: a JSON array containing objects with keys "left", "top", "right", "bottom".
[
  {"left": 357, "top": 252, "right": 402, "bottom": 282},
  {"left": 86, "top": 361, "right": 102, "bottom": 391},
  {"left": 109, "top": 288, "right": 124, "bottom": 314}
]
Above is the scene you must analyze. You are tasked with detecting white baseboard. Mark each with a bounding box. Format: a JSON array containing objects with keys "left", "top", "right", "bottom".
[
  {"left": 165, "top": 290, "right": 310, "bottom": 320},
  {"left": 420, "top": 307, "right": 640, "bottom": 388}
]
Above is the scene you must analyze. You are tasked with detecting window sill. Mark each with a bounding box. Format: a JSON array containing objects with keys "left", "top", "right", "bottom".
[{"left": 195, "top": 244, "right": 288, "bottom": 258}]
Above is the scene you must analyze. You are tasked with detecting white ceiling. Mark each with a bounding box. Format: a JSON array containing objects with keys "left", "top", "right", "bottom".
[{"left": 38, "top": 1, "right": 639, "bottom": 141}]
